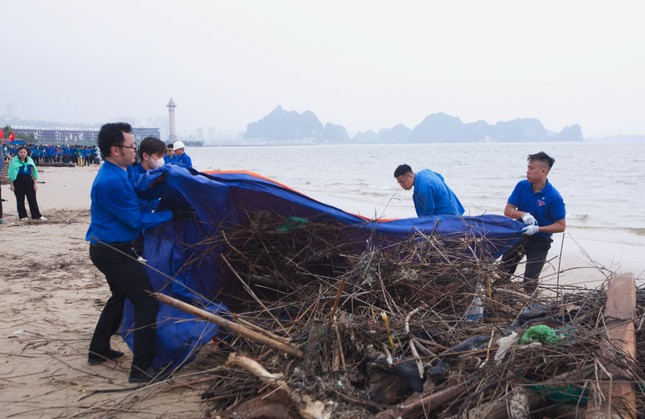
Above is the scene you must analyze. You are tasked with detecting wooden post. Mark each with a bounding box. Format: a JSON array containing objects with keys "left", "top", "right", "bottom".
[
  {"left": 155, "top": 293, "right": 304, "bottom": 358},
  {"left": 586, "top": 273, "right": 637, "bottom": 419}
]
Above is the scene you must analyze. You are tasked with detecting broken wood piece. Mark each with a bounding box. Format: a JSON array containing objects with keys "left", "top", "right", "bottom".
[
  {"left": 154, "top": 293, "right": 304, "bottom": 358},
  {"left": 226, "top": 353, "right": 330, "bottom": 419},
  {"left": 232, "top": 315, "right": 293, "bottom": 345},
  {"left": 585, "top": 273, "right": 637, "bottom": 419},
  {"left": 404, "top": 307, "right": 425, "bottom": 379},
  {"left": 375, "top": 382, "right": 467, "bottom": 419}
]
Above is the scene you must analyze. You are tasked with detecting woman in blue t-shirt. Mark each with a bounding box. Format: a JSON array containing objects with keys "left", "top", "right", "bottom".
[{"left": 8, "top": 146, "right": 47, "bottom": 221}]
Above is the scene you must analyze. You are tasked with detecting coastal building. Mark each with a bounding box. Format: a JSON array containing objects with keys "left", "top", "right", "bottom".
[
  {"left": 147, "top": 116, "right": 169, "bottom": 142},
  {"left": 11, "top": 126, "right": 160, "bottom": 145}
]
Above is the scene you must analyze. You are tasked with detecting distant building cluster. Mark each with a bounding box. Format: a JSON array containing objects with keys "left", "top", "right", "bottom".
[
  {"left": 2, "top": 97, "right": 217, "bottom": 145},
  {"left": 11, "top": 126, "right": 161, "bottom": 145}
]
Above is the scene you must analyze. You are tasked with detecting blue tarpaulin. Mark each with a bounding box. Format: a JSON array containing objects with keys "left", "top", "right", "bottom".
[{"left": 123, "top": 164, "right": 523, "bottom": 369}]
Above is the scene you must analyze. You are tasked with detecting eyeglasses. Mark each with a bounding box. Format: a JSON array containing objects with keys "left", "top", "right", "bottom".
[{"left": 116, "top": 142, "right": 138, "bottom": 150}]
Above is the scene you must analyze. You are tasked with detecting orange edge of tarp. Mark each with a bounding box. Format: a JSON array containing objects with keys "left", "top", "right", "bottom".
[{"left": 201, "top": 169, "right": 397, "bottom": 223}]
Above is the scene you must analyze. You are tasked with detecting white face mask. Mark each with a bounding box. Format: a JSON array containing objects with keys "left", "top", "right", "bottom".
[{"left": 150, "top": 157, "right": 165, "bottom": 169}]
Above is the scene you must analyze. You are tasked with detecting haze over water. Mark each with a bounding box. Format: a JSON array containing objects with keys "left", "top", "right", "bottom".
[{"left": 190, "top": 141, "right": 645, "bottom": 286}]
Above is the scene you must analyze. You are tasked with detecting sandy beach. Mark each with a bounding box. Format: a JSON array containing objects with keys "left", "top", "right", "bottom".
[
  {"left": 0, "top": 165, "right": 641, "bottom": 417},
  {"left": 0, "top": 166, "right": 218, "bottom": 418}
]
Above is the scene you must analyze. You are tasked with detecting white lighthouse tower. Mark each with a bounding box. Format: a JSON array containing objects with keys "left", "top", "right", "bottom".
[{"left": 167, "top": 97, "right": 177, "bottom": 142}]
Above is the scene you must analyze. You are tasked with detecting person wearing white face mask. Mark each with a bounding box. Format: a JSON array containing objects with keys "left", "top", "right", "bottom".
[
  {"left": 132, "top": 137, "right": 168, "bottom": 214},
  {"left": 137, "top": 137, "right": 167, "bottom": 172},
  {"left": 130, "top": 136, "right": 170, "bottom": 261}
]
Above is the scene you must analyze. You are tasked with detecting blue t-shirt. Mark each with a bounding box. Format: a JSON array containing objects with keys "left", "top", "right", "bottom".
[
  {"left": 413, "top": 169, "right": 465, "bottom": 216},
  {"left": 86, "top": 160, "right": 172, "bottom": 244},
  {"left": 175, "top": 153, "right": 192, "bottom": 168},
  {"left": 16, "top": 160, "right": 33, "bottom": 176},
  {"left": 507, "top": 179, "right": 566, "bottom": 238},
  {"left": 164, "top": 155, "right": 176, "bottom": 164}
]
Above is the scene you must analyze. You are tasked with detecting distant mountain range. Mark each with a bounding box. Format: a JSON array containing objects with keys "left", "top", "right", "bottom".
[
  {"left": 10, "top": 107, "right": 645, "bottom": 143},
  {"left": 245, "top": 105, "right": 584, "bottom": 143}
]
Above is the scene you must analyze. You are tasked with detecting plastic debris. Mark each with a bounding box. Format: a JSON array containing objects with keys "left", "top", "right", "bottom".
[
  {"left": 275, "top": 216, "right": 308, "bottom": 233},
  {"left": 465, "top": 283, "right": 485, "bottom": 321},
  {"left": 519, "top": 303, "right": 549, "bottom": 321},
  {"left": 466, "top": 295, "right": 484, "bottom": 321},
  {"left": 494, "top": 331, "right": 519, "bottom": 363},
  {"left": 519, "top": 325, "right": 559, "bottom": 344}
]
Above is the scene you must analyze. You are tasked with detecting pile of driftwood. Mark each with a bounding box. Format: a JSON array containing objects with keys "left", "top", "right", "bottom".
[{"left": 166, "top": 211, "right": 644, "bottom": 418}]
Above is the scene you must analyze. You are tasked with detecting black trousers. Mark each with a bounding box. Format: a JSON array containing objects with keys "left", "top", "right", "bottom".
[
  {"left": 89, "top": 243, "right": 158, "bottom": 374},
  {"left": 499, "top": 235, "right": 552, "bottom": 293},
  {"left": 13, "top": 174, "right": 42, "bottom": 219}
]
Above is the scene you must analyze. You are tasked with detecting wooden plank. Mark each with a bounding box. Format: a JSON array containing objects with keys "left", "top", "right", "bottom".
[
  {"left": 586, "top": 273, "right": 637, "bottom": 419},
  {"left": 154, "top": 293, "right": 305, "bottom": 358}
]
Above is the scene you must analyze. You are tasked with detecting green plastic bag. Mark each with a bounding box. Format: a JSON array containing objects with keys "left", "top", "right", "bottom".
[
  {"left": 276, "top": 216, "right": 308, "bottom": 233},
  {"left": 519, "top": 325, "right": 559, "bottom": 344}
]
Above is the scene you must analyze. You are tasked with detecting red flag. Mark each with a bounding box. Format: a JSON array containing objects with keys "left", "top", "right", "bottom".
[
  {"left": 0, "top": 129, "right": 4, "bottom": 139},
  {"left": 8, "top": 131, "right": 15, "bottom": 141}
]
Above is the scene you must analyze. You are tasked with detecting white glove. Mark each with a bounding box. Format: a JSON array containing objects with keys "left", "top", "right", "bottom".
[
  {"left": 521, "top": 225, "right": 540, "bottom": 236},
  {"left": 521, "top": 213, "right": 538, "bottom": 226}
]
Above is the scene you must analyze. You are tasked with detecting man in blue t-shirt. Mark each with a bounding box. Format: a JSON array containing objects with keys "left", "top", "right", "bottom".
[
  {"left": 394, "top": 164, "right": 464, "bottom": 217},
  {"left": 498, "top": 151, "right": 566, "bottom": 293},
  {"left": 172, "top": 141, "right": 192, "bottom": 168},
  {"left": 86, "top": 123, "right": 195, "bottom": 384},
  {"left": 163, "top": 143, "right": 175, "bottom": 164}
]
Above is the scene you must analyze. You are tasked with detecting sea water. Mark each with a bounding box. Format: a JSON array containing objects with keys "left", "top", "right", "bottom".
[{"left": 190, "top": 141, "right": 645, "bottom": 285}]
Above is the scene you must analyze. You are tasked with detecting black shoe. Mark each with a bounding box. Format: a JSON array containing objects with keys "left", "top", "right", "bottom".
[
  {"left": 88, "top": 349, "right": 125, "bottom": 365},
  {"left": 128, "top": 366, "right": 172, "bottom": 384}
]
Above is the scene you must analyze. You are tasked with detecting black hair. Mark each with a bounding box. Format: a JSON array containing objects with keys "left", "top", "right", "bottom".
[
  {"left": 528, "top": 151, "right": 555, "bottom": 170},
  {"left": 166, "top": 143, "right": 174, "bottom": 149},
  {"left": 139, "top": 137, "right": 167, "bottom": 160},
  {"left": 17, "top": 145, "right": 29, "bottom": 160},
  {"left": 394, "top": 164, "right": 413, "bottom": 178},
  {"left": 97, "top": 122, "right": 132, "bottom": 158}
]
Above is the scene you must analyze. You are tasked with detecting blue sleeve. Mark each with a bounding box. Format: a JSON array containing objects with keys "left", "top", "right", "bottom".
[
  {"left": 95, "top": 174, "right": 172, "bottom": 231},
  {"left": 183, "top": 154, "right": 193, "bottom": 168},
  {"left": 413, "top": 175, "right": 436, "bottom": 216},
  {"left": 507, "top": 182, "right": 523, "bottom": 207},
  {"left": 420, "top": 183, "right": 436, "bottom": 216},
  {"left": 129, "top": 165, "right": 166, "bottom": 201}
]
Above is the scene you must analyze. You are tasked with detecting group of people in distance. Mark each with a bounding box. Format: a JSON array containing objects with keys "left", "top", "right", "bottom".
[
  {"left": 393, "top": 152, "right": 566, "bottom": 295},
  {"left": 86, "top": 121, "right": 565, "bottom": 385},
  {"left": 0, "top": 137, "right": 192, "bottom": 225},
  {"left": 3, "top": 143, "right": 101, "bottom": 166}
]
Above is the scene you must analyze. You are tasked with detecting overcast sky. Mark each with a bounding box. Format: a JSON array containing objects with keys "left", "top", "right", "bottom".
[{"left": 2, "top": 1, "right": 643, "bottom": 138}]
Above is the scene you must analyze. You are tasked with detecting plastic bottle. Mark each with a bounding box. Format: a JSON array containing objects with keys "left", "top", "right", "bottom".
[{"left": 466, "top": 294, "right": 484, "bottom": 321}]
